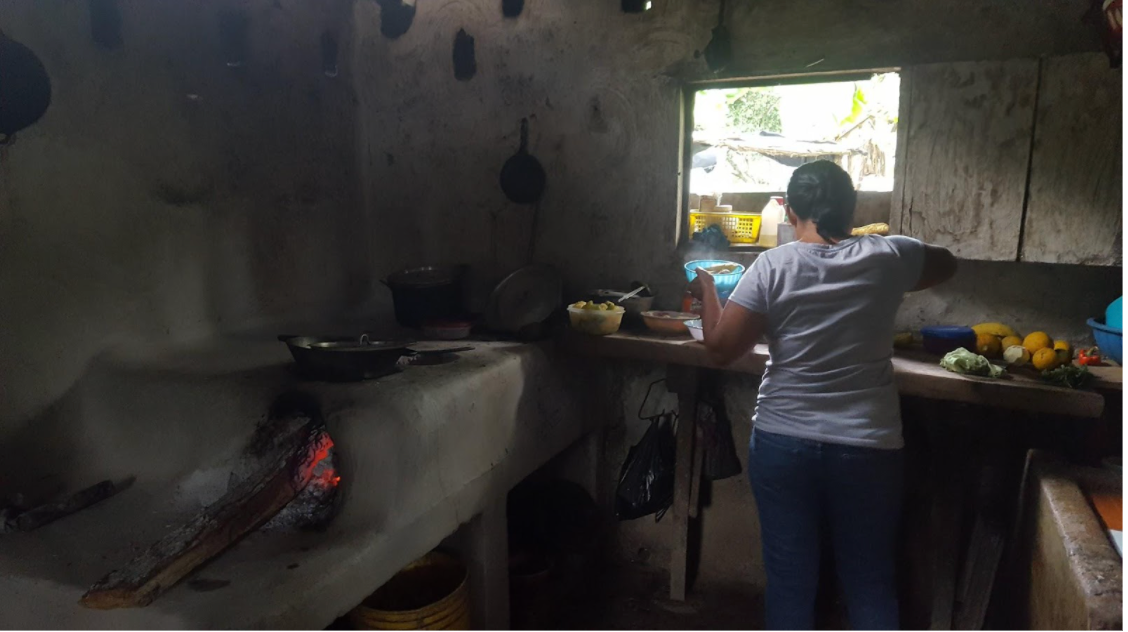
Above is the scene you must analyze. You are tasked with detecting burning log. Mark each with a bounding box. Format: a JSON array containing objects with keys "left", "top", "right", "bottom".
[{"left": 80, "top": 412, "right": 335, "bottom": 610}]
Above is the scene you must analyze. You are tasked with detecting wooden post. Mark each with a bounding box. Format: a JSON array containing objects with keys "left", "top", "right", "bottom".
[
  {"left": 666, "top": 364, "right": 700, "bottom": 602},
  {"left": 465, "top": 500, "right": 510, "bottom": 630}
]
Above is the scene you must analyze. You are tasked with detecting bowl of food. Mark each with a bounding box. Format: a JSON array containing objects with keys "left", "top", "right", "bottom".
[
  {"left": 568, "top": 301, "right": 626, "bottom": 336},
  {"left": 685, "top": 260, "right": 746, "bottom": 298},
  {"left": 592, "top": 289, "right": 655, "bottom": 317},
  {"left": 641, "top": 311, "right": 699, "bottom": 336},
  {"left": 685, "top": 318, "right": 704, "bottom": 342}
]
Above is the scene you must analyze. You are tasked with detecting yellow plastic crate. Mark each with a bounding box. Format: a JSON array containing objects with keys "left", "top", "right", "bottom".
[{"left": 689, "top": 212, "right": 762, "bottom": 244}]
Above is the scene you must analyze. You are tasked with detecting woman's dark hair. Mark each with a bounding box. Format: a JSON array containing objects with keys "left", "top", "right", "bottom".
[{"left": 785, "top": 160, "right": 856, "bottom": 243}]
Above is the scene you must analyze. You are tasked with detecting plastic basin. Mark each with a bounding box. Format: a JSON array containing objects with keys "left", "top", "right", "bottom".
[
  {"left": 684, "top": 260, "right": 746, "bottom": 299},
  {"left": 1106, "top": 297, "right": 1123, "bottom": 331},
  {"left": 1088, "top": 317, "right": 1123, "bottom": 365}
]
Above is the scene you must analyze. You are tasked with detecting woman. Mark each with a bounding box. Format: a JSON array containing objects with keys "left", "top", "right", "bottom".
[{"left": 692, "top": 161, "right": 956, "bottom": 630}]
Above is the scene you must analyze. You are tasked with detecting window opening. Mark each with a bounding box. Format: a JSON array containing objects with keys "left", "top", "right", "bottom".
[{"left": 687, "top": 72, "right": 900, "bottom": 249}]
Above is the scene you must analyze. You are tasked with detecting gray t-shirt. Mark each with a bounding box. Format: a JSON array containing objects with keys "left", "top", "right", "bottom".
[{"left": 727, "top": 235, "right": 925, "bottom": 449}]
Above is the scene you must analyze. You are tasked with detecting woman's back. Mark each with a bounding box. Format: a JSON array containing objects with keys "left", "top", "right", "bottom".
[{"left": 727, "top": 234, "right": 924, "bottom": 449}]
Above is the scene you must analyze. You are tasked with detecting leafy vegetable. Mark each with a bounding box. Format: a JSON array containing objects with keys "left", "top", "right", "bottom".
[
  {"left": 939, "top": 348, "right": 1006, "bottom": 378},
  {"left": 1040, "top": 364, "right": 1094, "bottom": 390}
]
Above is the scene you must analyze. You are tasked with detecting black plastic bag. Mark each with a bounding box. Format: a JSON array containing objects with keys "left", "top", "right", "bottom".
[{"left": 615, "top": 413, "right": 676, "bottom": 521}]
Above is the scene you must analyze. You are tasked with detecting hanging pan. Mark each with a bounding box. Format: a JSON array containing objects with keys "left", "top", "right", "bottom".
[
  {"left": 0, "top": 33, "right": 52, "bottom": 144},
  {"left": 499, "top": 118, "right": 546, "bottom": 204}
]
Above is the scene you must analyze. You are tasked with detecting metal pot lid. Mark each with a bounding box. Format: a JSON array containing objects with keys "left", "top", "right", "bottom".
[
  {"left": 386, "top": 265, "right": 461, "bottom": 288},
  {"left": 486, "top": 264, "right": 563, "bottom": 333}
]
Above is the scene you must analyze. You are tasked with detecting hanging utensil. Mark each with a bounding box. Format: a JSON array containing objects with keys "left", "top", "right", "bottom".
[
  {"left": 617, "top": 285, "right": 647, "bottom": 304},
  {"left": 0, "top": 33, "right": 52, "bottom": 145},
  {"left": 499, "top": 118, "right": 546, "bottom": 204},
  {"left": 703, "top": 0, "right": 732, "bottom": 73}
]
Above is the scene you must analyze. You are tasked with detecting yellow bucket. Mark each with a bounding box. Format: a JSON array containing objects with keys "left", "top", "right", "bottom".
[{"left": 348, "top": 551, "right": 470, "bottom": 630}]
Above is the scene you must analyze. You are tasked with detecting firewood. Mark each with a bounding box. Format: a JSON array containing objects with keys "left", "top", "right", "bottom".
[
  {"left": 8, "top": 477, "right": 134, "bottom": 532},
  {"left": 80, "top": 418, "right": 330, "bottom": 609}
]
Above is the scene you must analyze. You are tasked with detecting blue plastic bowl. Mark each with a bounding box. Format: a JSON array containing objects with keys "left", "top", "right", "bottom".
[
  {"left": 920, "top": 325, "right": 977, "bottom": 356},
  {"left": 1088, "top": 317, "right": 1122, "bottom": 365},
  {"left": 1106, "top": 297, "right": 1123, "bottom": 332},
  {"left": 685, "top": 260, "right": 746, "bottom": 299}
]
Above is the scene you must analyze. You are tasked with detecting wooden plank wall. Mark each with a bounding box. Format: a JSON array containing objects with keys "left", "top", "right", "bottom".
[
  {"left": 1021, "top": 53, "right": 1123, "bottom": 266},
  {"left": 897, "top": 60, "right": 1039, "bottom": 261}
]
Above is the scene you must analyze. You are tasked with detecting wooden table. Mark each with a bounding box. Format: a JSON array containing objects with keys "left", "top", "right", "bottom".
[
  {"left": 560, "top": 330, "right": 1118, "bottom": 608},
  {"left": 564, "top": 331, "right": 1113, "bottom": 417}
]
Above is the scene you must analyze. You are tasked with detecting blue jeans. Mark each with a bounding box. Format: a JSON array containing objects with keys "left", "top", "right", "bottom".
[{"left": 749, "top": 428, "right": 904, "bottom": 630}]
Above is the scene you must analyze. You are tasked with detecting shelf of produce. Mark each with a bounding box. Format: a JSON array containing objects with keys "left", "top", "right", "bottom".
[{"left": 560, "top": 331, "right": 1111, "bottom": 419}]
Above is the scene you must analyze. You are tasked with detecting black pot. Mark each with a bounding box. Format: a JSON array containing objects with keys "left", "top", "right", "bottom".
[{"left": 384, "top": 266, "right": 465, "bottom": 329}]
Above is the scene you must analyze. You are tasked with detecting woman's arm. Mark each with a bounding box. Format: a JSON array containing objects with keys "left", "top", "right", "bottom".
[
  {"left": 695, "top": 271, "right": 768, "bottom": 366},
  {"left": 911, "top": 243, "right": 957, "bottom": 291}
]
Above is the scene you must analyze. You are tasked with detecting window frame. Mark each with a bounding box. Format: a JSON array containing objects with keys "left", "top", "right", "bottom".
[{"left": 677, "top": 67, "right": 900, "bottom": 252}]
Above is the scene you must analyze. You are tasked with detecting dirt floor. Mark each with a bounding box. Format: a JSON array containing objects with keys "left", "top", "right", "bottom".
[
  {"left": 554, "top": 563, "right": 764, "bottom": 630},
  {"left": 553, "top": 559, "right": 856, "bottom": 631},
  {"left": 554, "top": 559, "right": 767, "bottom": 627}
]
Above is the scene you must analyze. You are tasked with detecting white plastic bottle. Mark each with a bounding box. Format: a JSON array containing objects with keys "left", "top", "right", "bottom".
[{"left": 758, "top": 196, "right": 784, "bottom": 247}]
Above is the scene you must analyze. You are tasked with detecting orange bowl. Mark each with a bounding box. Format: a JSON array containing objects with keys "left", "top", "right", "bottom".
[{"left": 641, "top": 311, "right": 698, "bottom": 336}]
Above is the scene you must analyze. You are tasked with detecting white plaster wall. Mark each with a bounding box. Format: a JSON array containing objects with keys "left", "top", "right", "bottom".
[{"left": 0, "top": 1, "right": 371, "bottom": 436}]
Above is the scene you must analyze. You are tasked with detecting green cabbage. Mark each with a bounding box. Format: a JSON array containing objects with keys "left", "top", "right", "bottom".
[{"left": 939, "top": 348, "right": 1006, "bottom": 378}]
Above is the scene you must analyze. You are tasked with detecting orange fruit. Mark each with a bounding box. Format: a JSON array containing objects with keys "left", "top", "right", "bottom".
[
  {"left": 1032, "top": 347, "right": 1059, "bottom": 371},
  {"left": 976, "top": 333, "right": 1002, "bottom": 359},
  {"left": 1001, "top": 335, "right": 1023, "bottom": 350},
  {"left": 1024, "top": 332, "right": 1053, "bottom": 356}
]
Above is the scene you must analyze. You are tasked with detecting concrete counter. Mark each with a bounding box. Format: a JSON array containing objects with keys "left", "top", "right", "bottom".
[
  {"left": 0, "top": 339, "right": 596, "bottom": 628},
  {"left": 1014, "top": 451, "right": 1122, "bottom": 630}
]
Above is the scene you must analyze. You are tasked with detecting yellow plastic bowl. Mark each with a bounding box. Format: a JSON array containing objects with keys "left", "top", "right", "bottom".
[{"left": 568, "top": 305, "right": 625, "bottom": 336}]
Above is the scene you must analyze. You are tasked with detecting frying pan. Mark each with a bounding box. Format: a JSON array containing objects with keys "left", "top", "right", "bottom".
[
  {"left": 278, "top": 335, "right": 472, "bottom": 382},
  {"left": 703, "top": 0, "right": 732, "bottom": 73},
  {"left": 499, "top": 118, "right": 546, "bottom": 204},
  {"left": 0, "top": 33, "right": 52, "bottom": 143}
]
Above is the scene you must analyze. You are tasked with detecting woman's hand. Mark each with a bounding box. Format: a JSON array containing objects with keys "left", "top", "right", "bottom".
[{"left": 688, "top": 268, "right": 716, "bottom": 300}]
